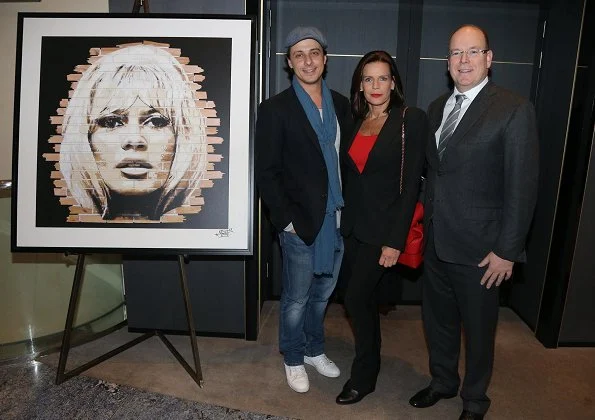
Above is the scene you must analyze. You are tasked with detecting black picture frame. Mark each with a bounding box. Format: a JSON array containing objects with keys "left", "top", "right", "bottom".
[{"left": 11, "top": 13, "right": 256, "bottom": 255}]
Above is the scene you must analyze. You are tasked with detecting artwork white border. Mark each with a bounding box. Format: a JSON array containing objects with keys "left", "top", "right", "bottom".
[{"left": 12, "top": 13, "right": 254, "bottom": 254}]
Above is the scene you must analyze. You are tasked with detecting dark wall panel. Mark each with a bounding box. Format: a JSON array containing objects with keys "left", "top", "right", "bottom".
[
  {"left": 419, "top": 0, "right": 539, "bottom": 109},
  {"left": 274, "top": 0, "right": 400, "bottom": 56},
  {"left": 124, "top": 258, "right": 245, "bottom": 335},
  {"left": 420, "top": 1, "right": 540, "bottom": 61},
  {"left": 109, "top": 0, "right": 245, "bottom": 14},
  {"left": 511, "top": 0, "right": 585, "bottom": 332},
  {"left": 270, "top": 0, "right": 400, "bottom": 98},
  {"left": 557, "top": 0, "right": 595, "bottom": 344},
  {"left": 560, "top": 128, "right": 595, "bottom": 343},
  {"left": 417, "top": 61, "right": 450, "bottom": 112}
]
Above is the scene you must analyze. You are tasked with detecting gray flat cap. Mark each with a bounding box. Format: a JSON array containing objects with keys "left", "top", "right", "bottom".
[{"left": 284, "top": 26, "right": 328, "bottom": 50}]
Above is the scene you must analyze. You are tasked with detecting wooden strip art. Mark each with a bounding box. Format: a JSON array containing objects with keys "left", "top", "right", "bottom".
[{"left": 45, "top": 41, "right": 225, "bottom": 224}]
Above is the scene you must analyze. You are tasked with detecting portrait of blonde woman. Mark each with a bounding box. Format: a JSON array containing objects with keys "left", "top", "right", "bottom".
[{"left": 56, "top": 43, "right": 212, "bottom": 222}]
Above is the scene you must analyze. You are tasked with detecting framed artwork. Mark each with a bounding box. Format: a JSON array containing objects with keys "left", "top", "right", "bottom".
[{"left": 11, "top": 13, "right": 255, "bottom": 255}]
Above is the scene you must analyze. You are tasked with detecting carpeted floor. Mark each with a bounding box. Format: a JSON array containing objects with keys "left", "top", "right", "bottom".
[
  {"left": 0, "top": 361, "right": 291, "bottom": 419},
  {"left": 3, "top": 302, "right": 595, "bottom": 419}
]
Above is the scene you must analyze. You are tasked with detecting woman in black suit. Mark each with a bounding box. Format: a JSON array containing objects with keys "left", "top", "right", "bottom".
[{"left": 336, "top": 50, "right": 429, "bottom": 404}]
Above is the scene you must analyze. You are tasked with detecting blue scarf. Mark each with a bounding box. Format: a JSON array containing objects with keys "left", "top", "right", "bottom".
[{"left": 292, "top": 78, "right": 343, "bottom": 275}]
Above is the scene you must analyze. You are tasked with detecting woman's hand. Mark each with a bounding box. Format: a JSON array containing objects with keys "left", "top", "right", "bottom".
[{"left": 379, "top": 246, "right": 401, "bottom": 267}]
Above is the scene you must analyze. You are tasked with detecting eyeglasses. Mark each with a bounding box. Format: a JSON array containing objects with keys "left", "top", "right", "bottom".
[{"left": 447, "top": 49, "right": 489, "bottom": 59}]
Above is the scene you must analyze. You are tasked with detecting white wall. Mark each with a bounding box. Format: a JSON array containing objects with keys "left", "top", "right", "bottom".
[{"left": 0, "top": 0, "right": 108, "bottom": 181}]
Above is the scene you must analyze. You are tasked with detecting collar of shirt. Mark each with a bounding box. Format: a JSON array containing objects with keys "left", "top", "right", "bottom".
[
  {"left": 448, "top": 76, "right": 489, "bottom": 106},
  {"left": 435, "top": 77, "right": 489, "bottom": 146}
]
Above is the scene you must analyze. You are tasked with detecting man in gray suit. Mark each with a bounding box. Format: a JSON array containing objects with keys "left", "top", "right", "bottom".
[{"left": 409, "top": 24, "right": 539, "bottom": 420}]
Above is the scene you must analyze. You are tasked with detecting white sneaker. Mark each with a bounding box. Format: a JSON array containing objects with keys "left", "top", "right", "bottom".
[
  {"left": 304, "top": 354, "right": 341, "bottom": 378},
  {"left": 284, "top": 364, "right": 309, "bottom": 393}
]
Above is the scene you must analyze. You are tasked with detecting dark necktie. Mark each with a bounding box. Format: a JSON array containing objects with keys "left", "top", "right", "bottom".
[{"left": 437, "top": 94, "right": 466, "bottom": 160}]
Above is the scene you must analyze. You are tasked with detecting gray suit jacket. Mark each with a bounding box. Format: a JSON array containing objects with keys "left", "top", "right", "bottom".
[{"left": 425, "top": 82, "right": 539, "bottom": 265}]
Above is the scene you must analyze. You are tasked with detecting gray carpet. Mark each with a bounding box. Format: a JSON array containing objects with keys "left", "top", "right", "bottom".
[{"left": 0, "top": 361, "right": 292, "bottom": 420}]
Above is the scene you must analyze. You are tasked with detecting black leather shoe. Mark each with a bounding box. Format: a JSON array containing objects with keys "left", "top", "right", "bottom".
[
  {"left": 408, "top": 386, "right": 457, "bottom": 408},
  {"left": 459, "top": 410, "right": 484, "bottom": 420},
  {"left": 336, "top": 381, "right": 373, "bottom": 405}
]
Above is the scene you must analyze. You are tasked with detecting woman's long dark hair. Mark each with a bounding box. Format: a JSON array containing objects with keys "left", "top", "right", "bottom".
[{"left": 350, "top": 50, "right": 405, "bottom": 119}]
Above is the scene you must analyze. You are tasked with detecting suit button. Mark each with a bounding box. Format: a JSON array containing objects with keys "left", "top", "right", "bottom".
[{"left": 321, "top": 193, "right": 328, "bottom": 198}]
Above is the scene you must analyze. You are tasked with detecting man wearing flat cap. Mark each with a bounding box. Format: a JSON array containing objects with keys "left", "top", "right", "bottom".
[{"left": 256, "top": 26, "right": 352, "bottom": 393}]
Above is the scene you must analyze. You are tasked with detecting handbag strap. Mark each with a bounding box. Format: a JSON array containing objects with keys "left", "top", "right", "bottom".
[{"left": 400, "top": 106, "right": 408, "bottom": 195}]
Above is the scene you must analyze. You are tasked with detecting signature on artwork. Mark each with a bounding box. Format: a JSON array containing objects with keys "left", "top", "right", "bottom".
[{"left": 215, "top": 228, "right": 234, "bottom": 238}]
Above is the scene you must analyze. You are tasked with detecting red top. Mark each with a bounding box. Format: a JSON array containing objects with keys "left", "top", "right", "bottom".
[{"left": 348, "top": 132, "right": 378, "bottom": 173}]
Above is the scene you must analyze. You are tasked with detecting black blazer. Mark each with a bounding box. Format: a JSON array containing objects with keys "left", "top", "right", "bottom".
[
  {"left": 341, "top": 105, "right": 428, "bottom": 250},
  {"left": 425, "top": 82, "right": 539, "bottom": 265},
  {"left": 255, "top": 86, "right": 353, "bottom": 245}
]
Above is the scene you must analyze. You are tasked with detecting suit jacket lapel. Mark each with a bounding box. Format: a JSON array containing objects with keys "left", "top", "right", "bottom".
[
  {"left": 353, "top": 106, "right": 401, "bottom": 174},
  {"left": 343, "top": 119, "right": 362, "bottom": 173},
  {"left": 430, "top": 95, "right": 449, "bottom": 134},
  {"left": 428, "top": 95, "right": 448, "bottom": 165},
  {"left": 444, "top": 83, "right": 492, "bottom": 151},
  {"left": 366, "top": 107, "right": 400, "bottom": 170}
]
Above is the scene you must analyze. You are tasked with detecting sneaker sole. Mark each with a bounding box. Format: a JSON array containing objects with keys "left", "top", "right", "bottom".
[
  {"left": 304, "top": 358, "right": 341, "bottom": 378},
  {"left": 287, "top": 382, "right": 309, "bottom": 393}
]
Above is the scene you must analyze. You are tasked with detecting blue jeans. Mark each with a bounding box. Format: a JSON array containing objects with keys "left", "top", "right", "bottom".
[{"left": 278, "top": 229, "right": 343, "bottom": 366}]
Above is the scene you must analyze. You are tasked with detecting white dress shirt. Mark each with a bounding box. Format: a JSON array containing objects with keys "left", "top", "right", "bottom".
[{"left": 435, "top": 77, "right": 490, "bottom": 146}]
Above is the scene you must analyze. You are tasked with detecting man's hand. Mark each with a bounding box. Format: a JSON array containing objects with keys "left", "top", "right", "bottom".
[
  {"left": 379, "top": 246, "right": 401, "bottom": 268},
  {"left": 478, "top": 252, "right": 514, "bottom": 289}
]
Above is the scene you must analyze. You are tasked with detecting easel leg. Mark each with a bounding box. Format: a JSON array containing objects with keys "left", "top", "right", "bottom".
[
  {"left": 157, "top": 256, "right": 203, "bottom": 387},
  {"left": 178, "top": 255, "right": 203, "bottom": 384},
  {"left": 56, "top": 254, "right": 86, "bottom": 384}
]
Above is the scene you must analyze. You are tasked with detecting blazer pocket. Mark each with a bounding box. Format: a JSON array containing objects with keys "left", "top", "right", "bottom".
[
  {"left": 466, "top": 135, "right": 495, "bottom": 145},
  {"left": 464, "top": 207, "right": 502, "bottom": 220}
]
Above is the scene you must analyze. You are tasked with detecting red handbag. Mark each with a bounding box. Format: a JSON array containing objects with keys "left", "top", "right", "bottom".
[
  {"left": 396, "top": 107, "right": 425, "bottom": 269},
  {"left": 398, "top": 201, "right": 424, "bottom": 268}
]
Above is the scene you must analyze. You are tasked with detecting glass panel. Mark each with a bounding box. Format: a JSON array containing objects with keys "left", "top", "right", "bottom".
[{"left": 0, "top": 183, "right": 125, "bottom": 361}]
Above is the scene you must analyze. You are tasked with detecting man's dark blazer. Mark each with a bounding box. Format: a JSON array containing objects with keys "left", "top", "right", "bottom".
[
  {"left": 425, "top": 82, "right": 539, "bottom": 265},
  {"left": 340, "top": 105, "right": 428, "bottom": 250},
  {"left": 255, "top": 86, "right": 352, "bottom": 246}
]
